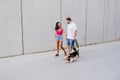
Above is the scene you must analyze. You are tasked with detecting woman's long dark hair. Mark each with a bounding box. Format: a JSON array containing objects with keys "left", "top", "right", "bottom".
[{"left": 55, "top": 22, "right": 61, "bottom": 30}]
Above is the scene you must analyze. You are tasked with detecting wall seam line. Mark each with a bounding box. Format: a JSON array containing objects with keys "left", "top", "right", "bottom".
[
  {"left": 103, "top": 0, "right": 105, "bottom": 42},
  {"left": 60, "top": 0, "right": 62, "bottom": 23},
  {"left": 85, "top": 0, "right": 88, "bottom": 46},
  {"left": 20, "top": 0, "right": 25, "bottom": 55}
]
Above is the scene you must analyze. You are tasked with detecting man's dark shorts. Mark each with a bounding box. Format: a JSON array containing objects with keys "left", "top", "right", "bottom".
[{"left": 66, "top": 38, "right": 75, "bottom": 47}]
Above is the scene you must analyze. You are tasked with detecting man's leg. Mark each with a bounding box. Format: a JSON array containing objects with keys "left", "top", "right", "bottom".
[
  {"left": 69, "top": 39, "right": 75, "bottom": 51},
  {"left": 66, "top": 39, "right": 70, "bottom": 56},
  {"left": 69, "top": 39, "right": 75, "bottom": 62},
  {"left": 65, "top": 39, "right": 71, "bottom": 62},
  {"left": 66, "top": 45, "right": 70, "bottom": 56},
  {"left": 66, "top": 39, "right": 75, "bottom": 56}
]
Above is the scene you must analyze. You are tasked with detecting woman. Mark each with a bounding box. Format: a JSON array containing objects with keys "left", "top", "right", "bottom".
[{"left": 55, "top": 22, "right": 66, "bottom": 57}]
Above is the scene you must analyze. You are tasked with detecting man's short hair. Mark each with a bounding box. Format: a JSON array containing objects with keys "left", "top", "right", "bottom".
[{"left": 66, "top": 17, "right": 71, "bottom": 21}]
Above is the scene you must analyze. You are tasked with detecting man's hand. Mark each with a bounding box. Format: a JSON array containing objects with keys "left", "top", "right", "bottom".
[
  {"left": 74, "top": 30, "right": 77, "bottom": 40},
  {"left": 73, "top": 36, "right": 76, "bottom": 40}
]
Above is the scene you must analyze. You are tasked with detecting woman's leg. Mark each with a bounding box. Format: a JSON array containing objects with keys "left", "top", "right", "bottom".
[
  {"left": 55, "top": 40, "right": 59, "bottom": 56},
  {"left": 59, "top": 41, "right": 67, "bottom": 56}
]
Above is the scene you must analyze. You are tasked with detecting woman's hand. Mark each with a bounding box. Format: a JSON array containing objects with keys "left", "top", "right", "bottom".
[{"left": 64, "top": 32, "right": 67, "bottom": 39}]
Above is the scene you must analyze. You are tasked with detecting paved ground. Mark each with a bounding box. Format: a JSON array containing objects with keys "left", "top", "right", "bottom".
[{"left": 0, "top": 41, "right": 120, "bottom": 80}]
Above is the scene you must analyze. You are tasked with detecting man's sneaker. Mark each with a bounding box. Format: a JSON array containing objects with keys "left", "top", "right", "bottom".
[{"left": 70, "top": 58, "right": 74, "bottom": 62}]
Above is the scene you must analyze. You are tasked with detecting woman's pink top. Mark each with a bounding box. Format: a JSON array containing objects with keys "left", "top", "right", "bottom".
[{"left": 56, "top": 28, "right": 63, "bottom": 36}]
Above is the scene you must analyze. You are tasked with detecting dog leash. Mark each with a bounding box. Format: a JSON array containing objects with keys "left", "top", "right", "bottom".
[{"left": 74, "top": 39, "right": 79, "bottom": 48}]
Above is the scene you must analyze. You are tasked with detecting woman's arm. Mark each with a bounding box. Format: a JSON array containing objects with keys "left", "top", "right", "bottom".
[{"left": 61, "top": 27, "right": 67, "bottom": 38}]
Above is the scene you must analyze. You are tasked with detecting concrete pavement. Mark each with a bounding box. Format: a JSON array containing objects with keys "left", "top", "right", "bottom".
[{"left": 0, "top": 41, "right": 120, "bottom": 80}]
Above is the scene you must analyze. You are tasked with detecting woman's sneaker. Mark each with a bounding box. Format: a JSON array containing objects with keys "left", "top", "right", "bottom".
[{"left": 55, "top": 54, "right": 59, "bottom": 57}]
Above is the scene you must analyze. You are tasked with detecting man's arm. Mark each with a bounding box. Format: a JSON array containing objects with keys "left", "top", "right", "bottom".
[
  {"left": 74, "top": 23, "right": 77, "bottom": 40},
  {"left": 65, "top": 32, "right": 67, "bottom": 38},
  {"left": 74, "top": 30, "right": 77, "bottom": 40}
]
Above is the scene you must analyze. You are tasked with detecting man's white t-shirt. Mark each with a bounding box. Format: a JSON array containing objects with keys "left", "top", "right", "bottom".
[{"left": 67, "top": 22, "right": 77, "bottom": 39}]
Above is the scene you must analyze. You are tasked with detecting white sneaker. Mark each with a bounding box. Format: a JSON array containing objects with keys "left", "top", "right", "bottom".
[
  {"left": 70, "top": 58, "right": 74, "bottom": 62},
  {"left": 64, "top": 56, "right": 67, "bottom": 60}
]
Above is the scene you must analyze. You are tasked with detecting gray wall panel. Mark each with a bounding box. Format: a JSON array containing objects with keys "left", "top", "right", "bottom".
[
  {"left": 86, "top": 0, "right": 104, "bottom": 44},
  {"left": 62, "top": 0, "right": 86, "bottom": 45},
  {"left": 23, "top": 0, "right": 60, "bottom": 54},
  {"left": 104, "top": 0, "right": 117, "bottom": 41},
  {"left": 0, "top": 0, "right": 22, "bottom": 57},
  {"left": 117, "top": 0, "right": 120, "bottom": 40}
]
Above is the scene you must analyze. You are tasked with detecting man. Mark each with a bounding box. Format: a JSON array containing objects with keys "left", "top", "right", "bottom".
[{"left": 65, "top": 17, "right": 77, "bottom": 61}]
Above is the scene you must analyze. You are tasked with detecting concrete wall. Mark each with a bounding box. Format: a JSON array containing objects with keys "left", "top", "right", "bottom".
[
  {"left": 117, "top": 0, "right": 120, "bottom": 40},
  {"left": 0, "top": 0, "right": 120, "bottom": 57},
  {"left": 104, "top": 0, "right": 118, "bottom": 41},
  {"left": 22, "top": 0, "right": 60, "bottom": 54},
  {"left": 86, "top": 0, "right": 104, "bottom": 44},
  {"left": 62, "top": 0, "right": 86, "bottom": 45},
  {"left": 0, "top": 0, "right": 22, "bottom": 57}
]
